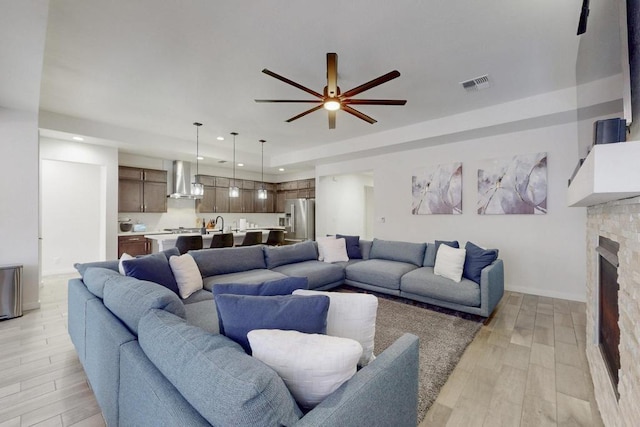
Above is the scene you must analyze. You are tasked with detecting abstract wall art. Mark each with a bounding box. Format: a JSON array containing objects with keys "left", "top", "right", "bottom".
[
  {"left": 412, "top": 162, "right": 462, "bottom": 215},
  {"left": 477, "top": 152, "right": 547, "bottom": 215}
]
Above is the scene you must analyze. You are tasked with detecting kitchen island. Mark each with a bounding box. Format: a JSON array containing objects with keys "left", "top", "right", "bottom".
[{"left": 144, "top": 229, "right": 281, "bottom": 252}]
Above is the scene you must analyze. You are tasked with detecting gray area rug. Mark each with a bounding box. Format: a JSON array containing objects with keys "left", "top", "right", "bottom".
[{"left": 374, "top": 297, "right": 482, "bottom": 422}]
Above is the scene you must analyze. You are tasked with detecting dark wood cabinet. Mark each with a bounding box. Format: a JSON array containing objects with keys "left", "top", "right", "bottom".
[
  {"left": 118, "top": 235, "right": 150, "bottom": 258},
  {"left": 118, "top": 166, "right": 167, "bottom": 213},
  {"left": 192, "top": 174, "right": 313, "bottom": 214}
]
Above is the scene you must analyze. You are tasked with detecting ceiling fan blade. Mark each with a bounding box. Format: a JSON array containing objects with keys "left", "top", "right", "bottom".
[
  {"left": 342, "top": 105, "right": 377, "bottom": 124},
  {"left": 342, "top": 70, "right": 401, "bottom": 98},
  {"left": 262, "top": 69, "right": 323, "bottom": 99},
  {"left": 255, "top": 99, "right": 323, "bottom": 103},
  {"left": 344, "top": 99, "right": 407, "bottom": 105},
  {"left": 326, "top": 53, "right": 338, "bottom": 97},
  {"left": 285, "top": 104, "right": 324, "bottom": 123},
  {"left": 328, "top": 110, "right": 336, "bottom": 129}
]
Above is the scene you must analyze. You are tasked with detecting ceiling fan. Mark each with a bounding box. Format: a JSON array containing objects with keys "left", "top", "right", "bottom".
[{"left": 255, "top": 53, "right": 407, "bottom": 129}]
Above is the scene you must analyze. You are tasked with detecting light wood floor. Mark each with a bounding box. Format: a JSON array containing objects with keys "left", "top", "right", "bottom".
[
  {"left": 422, "top": 291, "right": 604, "bottom": 427},
  {"left": 1, "top": 275, "right": 602, "bottom": 427}
]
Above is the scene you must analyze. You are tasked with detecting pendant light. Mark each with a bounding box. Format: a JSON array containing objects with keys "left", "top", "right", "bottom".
[
  {"left": 191, "top": 122, "right": 204, "bottom": 198},
  {"left": 257, "top": 139, "right": 267, "bottom": 200},
  {"left": 229, "top": 132, "right": 240, "bottom": 198}
]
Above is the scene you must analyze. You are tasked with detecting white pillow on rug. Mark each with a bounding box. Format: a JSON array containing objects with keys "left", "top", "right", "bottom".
[
  {"left": 316, "top": 236, "right": 336, "bottom": 261},
  {"left": 293, "top": 289, "right": 378, "bottom": 366},
  {"left": 118, "top": 253, "right": 134, "bottom": 275},
  {"left": 319, "top": 238, "right": 349, "bottom": 263},
  {"left": 247, "top": 329, "right": 362, "bottom": 409},
  {"left": 169, "top": 253, "right": 203, "bottom": 299},
  {"left": 434, "top": 244, "right": 466, "bottom": 282}
]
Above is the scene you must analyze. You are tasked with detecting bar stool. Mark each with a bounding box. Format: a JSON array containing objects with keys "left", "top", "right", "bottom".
[
  {"left": 265, "top": 230, "right": 285, "bottom": 246},
  {"left": 210, "top": 233, "right": 235, "bottom": 248},
  {"left": 238, "top": 231, "right": 263, "bottom": 246},
  {"left": 175, "top": 235, "right": 203, "bottom": 255}
]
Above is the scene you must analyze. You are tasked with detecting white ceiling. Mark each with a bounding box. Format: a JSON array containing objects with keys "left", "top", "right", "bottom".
[{"left": 35, "top": 0, "right": 620, "bottom": 172}]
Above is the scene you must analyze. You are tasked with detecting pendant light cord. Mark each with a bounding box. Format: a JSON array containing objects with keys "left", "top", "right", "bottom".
[{"left": 260, "top": 139, "right": 266, "bottom": 190}]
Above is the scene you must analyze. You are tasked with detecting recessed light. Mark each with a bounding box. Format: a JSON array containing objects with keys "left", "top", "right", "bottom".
[
  {"left": 237, "top": 163, "right": 244, "bottom": 167},
  {"left": 197, "top": 156, "right": 204, "bottom": 160},
  {"left": 217, "top": 136, "right": 224, "bottom": 141},
  {"left": 72, "top": 136, "right": 84, "bottom": 141},
  {"left": 278, "top": 168, "right": 285, "bottom": 172}
]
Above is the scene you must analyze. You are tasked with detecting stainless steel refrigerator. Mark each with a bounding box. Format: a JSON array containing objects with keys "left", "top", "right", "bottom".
[{"left": 284, "top": 199, "right": 315, "bottom": 242}]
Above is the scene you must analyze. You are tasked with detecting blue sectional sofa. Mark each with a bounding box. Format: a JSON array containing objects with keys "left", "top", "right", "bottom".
[{"left": 68, "top": 238, "right": 503, "bottom": 426}]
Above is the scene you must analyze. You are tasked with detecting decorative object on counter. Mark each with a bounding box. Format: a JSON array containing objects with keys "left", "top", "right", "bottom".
[
  {"left": 257, "top": 139, "right": 268, "bottom": 200},
  {"left": 119, "top": 221, "right": 133, "bottom": 232},
  {"left": 192, "top": 122, "right": 205, "bottom": 198},
  {"left": 200, "top": 219, "right": 206, "bottom": 235},
  {"left": 229, "top": 132, "right": 240, "bottom": 198},
  {"left": 132, "top": 223, "right": 146, "bottom": 232}
]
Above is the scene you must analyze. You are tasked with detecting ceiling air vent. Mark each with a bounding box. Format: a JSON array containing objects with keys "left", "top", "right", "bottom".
[{"left": 460, "top": 74, "right": 491, "bottom": 92}]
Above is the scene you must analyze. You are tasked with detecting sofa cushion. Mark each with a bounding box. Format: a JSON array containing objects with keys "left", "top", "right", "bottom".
[
  {"left": 74, "top": 260, "right": 119, "bottom": 278},
  {"left": 293, "top": 289, "right": 378, "bottom": 366},
  {"left": 82, "top": 267, "right": 122, "bottom": 299},
  {"left": 214, "top": 294, "right": 330, "bottom": 354},
  {"left": 184, "top": 300, "right": 219, "bottom": 334},
  {"left": 463, "top": 241, "right": 499, "bottom": 284},
  {"left": 122, "top": 252, "right": 179, "bottom": 295},
  {"left": 138, "top": 309, "right": 302, "bottom": 426},
  {"left": 434, "top": 244, "right": 466, "bottom": 283},
  {"left": 248, "top": 329, "right": 362, "bottom": 409},
  {"left": 169, "top": 253, "right": 203, "bottom": 299},
  {"left": 423, "top": 240, "right": 459, "bottom": 267},
  {"left": 271, "top": 260, "right": 345, "bottom": 290},
  {"left": 400, "top": 267, "right": 481, "bottom": 307},
  {"left": 203, "top": 269, "right": 288, "bottom": 291},
  {"left": 336, "top": 234, "right": 363, "bottom": 259},
  {"left": 264, "top": 240, "right": 318, "bottom": 269},
  {"left": 369, "top": 238, "right": 426, "bottom": 266},
  {"left": 190, "top": 246, "right": 267, "bottom": 277},
  {"left": 346, "top": 259, "right": 418, "bottom": 290},
  {"left": 103, "top": 277, "right": 186, "bottom": 335},
  {"left": 212, "top": 276, "right": 308, "bottom": 297},
  {"left": 319, "top": 238, "right": 349, "bottom": 263}
]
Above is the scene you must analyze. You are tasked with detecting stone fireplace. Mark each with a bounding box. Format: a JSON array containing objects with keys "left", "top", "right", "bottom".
[{"left": 586, "top": 196, "right": 640, "bottom": 426}]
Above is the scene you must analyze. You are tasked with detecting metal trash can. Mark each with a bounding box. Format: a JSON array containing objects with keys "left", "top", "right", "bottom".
[{"left": 0, "top": 264, "right": 23, "bottom": 320}]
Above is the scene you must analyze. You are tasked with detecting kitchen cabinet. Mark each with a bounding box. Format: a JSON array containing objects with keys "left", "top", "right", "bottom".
[
  {"left": 256, "top": 190, "right": 275, "bottom": 213},
  {"left": 229, "top": 189, "right": 255, "bottom": 213},
  {"left": 118, "top": 166, "right": 167, "bottom": 213},
  {"left": 276, "top": 191, "right": 285, "bottom": 213},
  {"left": 118, "top": 235, "right": 150, "bottom": 258},
  {"left": 196, "top": 186, "right": 229, "bottom": 213}
]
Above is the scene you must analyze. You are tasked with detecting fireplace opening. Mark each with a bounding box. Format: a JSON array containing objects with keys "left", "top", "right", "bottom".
[{"left": 596, "top": 235, "right": 620, "bottom": 400}]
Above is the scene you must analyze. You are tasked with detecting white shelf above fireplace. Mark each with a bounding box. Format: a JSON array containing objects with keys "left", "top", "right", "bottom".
[{"left": 568, "top": 141, "right": 640, "bottom": 207}]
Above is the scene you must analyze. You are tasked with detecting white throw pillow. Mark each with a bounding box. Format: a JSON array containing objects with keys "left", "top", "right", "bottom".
[
  {"left": 169, "top": 254, "right": 203, "bottom": 299},
  {"left": 248, "top": 329, "right": 362, "bottom": 409},
  {"left": 319, "top": 238, "right": 349, "bottom": 263},
  {"left": 118, "top": 253, "right": 134, "bottom": 275},
  {"left": 316, "top": 236, "right": 336, "bottom": 261},
  {"left": 293, "top": 289, "right": 377, "bottom": 366},
  {"left": 434, "top": 244, "right": 467, "bottom": 282}
]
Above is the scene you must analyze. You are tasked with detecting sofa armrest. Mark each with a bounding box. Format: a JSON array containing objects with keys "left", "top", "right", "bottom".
[
  {"left": 479, "top": 259, "right": 504, "bottom": 317},
  {"left": 295, "top": 333, "right": 419, "bottom": 427}
]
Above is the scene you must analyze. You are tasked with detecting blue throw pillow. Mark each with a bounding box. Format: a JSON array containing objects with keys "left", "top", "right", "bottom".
[
  {"left": 214, "top": 294, "right": 330, "bottom": 354},
  {"left": 122, "top": 252, "right": 179, "bottom": 295},
  {"left": 213, "top": 276, "right": 308, "bottom": 297},
  {"left": 462, "top": 241, "right": 498, "bottom": 284},
  {"left": 336, "top": 234, "right": 363, "bottom": 259}
]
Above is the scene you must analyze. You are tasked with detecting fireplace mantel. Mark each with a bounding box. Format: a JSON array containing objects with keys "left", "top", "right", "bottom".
[{"left": 568, "top": 141, "right": 640, "bottom": 207}]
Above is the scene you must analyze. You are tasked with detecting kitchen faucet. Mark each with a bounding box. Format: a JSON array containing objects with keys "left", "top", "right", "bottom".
[{"left": 215, "top": 216, "right": 224, "bottom": 233}]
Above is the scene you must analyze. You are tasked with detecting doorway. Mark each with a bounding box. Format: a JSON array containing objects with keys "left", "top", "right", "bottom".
[{"left": 41, "top": 159, "right": 104, "bottom": 276}]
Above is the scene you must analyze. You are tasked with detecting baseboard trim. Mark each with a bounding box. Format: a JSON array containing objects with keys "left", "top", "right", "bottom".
[
  {"left": 506, "top": 285, "right": 586, "bottom": 302},
  {"left": 23, "top": 301, "right": 41, "bottom": 311}
]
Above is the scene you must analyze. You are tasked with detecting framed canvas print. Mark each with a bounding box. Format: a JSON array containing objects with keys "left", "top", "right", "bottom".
[
  {"left": 412, "top": 162, "right": 462, "bottom": 215},
  {"left": 477, "top": 152, "right": 547, "bottom": 215}
]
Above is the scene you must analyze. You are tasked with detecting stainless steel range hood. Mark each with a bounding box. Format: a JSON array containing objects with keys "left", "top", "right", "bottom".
[{"left": 168, "top": 160, "right": 203, "bottom": 199}]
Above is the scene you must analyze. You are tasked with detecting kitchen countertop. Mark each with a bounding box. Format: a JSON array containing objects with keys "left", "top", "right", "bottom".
[{"left": 117, "top": 231, "right": 167, "bottom": 237}]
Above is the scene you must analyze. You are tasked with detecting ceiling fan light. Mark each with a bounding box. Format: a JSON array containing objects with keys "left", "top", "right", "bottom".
[{"left": 324, "top": 99, "right": 341, "bottom": 111}]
